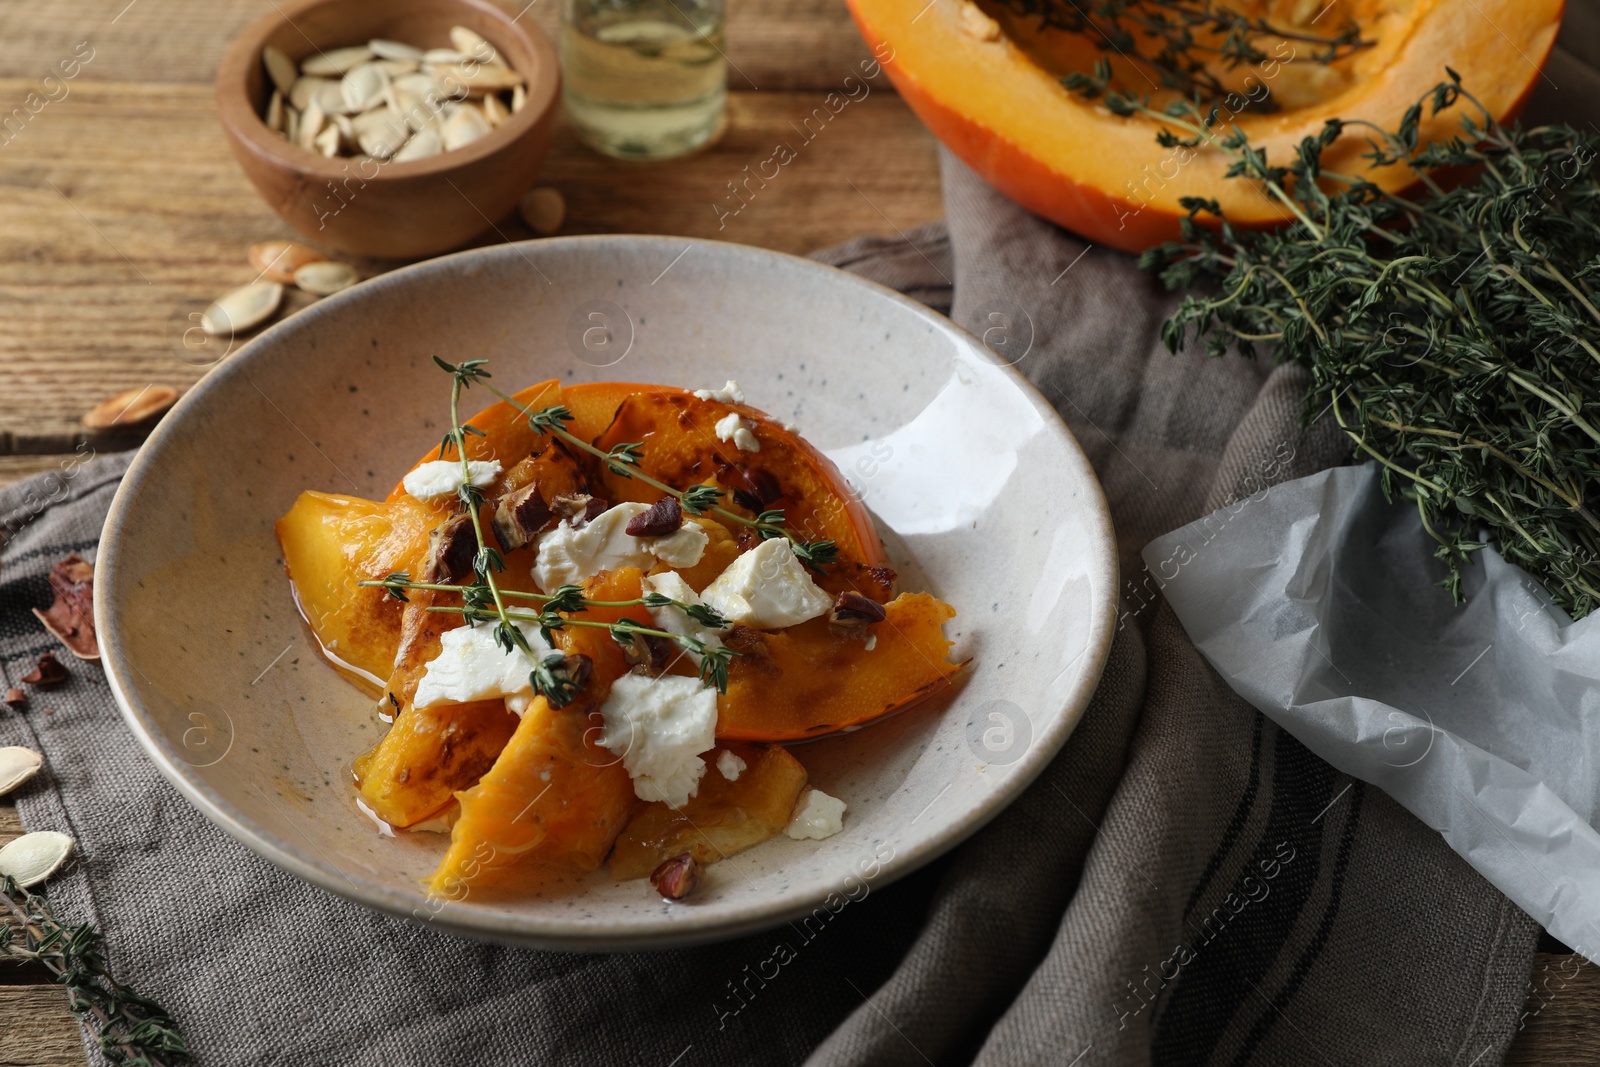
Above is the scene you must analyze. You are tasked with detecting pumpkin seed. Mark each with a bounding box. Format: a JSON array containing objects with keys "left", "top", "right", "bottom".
[
  {"left": 201, "top": 281, "right": 283, "bottom": 336},
  {"left": 315, "top": 123, "right": 340, "bottom": 157},
  {"left": 262, "top": 45, "right": 298, "bottom": 94},
  {"left": 481, "top": 92, "right": 508, "bottom": 125},
  {"left": 341, "top": 62, "right": 389, "bottom": 112},
  {"left": 441, "top": 105, "right": 491, "bottom": 151},
  {"left": 289, "top": 75, "right": 330, "bottom": 110},
  {"left": 249, "top": 240, "right": 324, "bottom": 283},
  {"left": 512, "top": 84, "right": 526, "bottom": 112},
  {"left": 266, "top": 89, "right": 284, "bottom": 132},
  {"left": 294, "top": 260, "right": 359, "bottom": 295},
  {"left": 437, "top": 63, "right": 522, "bottom": 94},
  {"left": 373, "top": 58, "right": 420, "bottom": 77},
  {"left": 519, "top": 187, "right": 565, "bottom": 235},
  {"left": 0, "top": 747, "right": 44, "bottom": 796},
  {"left": 283, "top": 105, "right": 298, "bottom": 144},
  {"left": 449, "top": 26, "right": 499, "bottom": 66},
  {"left": 391, "top": 126, "right": 442, "bottom": 162},
  {"left": 301, "top": 44, "right": 373, "bottom": 77},
  {"left": 297, "top": 98, "right": 326, "bottom": 148},
  {"left": 422, "top": 48, "right": 473, "bottom": 66},
  {"left": 369, "top": 38, "right": 424, "bottom": 62},
  {"left": 81, "top": 385, "right": 180, "bottom": 430},
  {"left": 0, "top": 830, "right": 73, "bottom": 888}
]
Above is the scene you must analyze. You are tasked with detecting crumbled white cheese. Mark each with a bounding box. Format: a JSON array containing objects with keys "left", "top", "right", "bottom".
[
  {"left": 700, "top": 538, "right": 832, "bottom": 629},
  {"left": 533, "top": 501, "right": 708, "bottom": 591},
  {"left": 716, "top": 749, "right": 747, "bottom": 781},
  {"left": 784, "top": 787, "right": 846, "bottom": 840},
  {"left": 597, "top": 672, "right": 718, "bottom": 808},
  {"left": 642, "top": 571, "right": 727, "bottom": 662},
  {"left": 693, "top": 380, "right": 746, "bottom": 405},
  {"left": 864, "top": 634, "right": 878, "bottom": 652},
  {"left": 402, "top": 458, "right": 501, "bottom": 500},
  {"left": 714, "top": 412, "right": 761, "bottom": 452},
  {"left": 412, "top": 621, "right": 550, "bottom": 710}
]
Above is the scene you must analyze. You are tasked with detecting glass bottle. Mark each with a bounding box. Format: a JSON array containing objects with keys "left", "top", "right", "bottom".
[{"left": 559, "top": 0, "right": 728, "bottom": 160}]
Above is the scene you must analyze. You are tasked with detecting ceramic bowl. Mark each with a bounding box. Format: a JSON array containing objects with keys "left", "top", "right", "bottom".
[
  {"left": 95, "top": 236, "right": 1118, "bottom": 950},
  {"left": 215, "top": 0, "right": 560, "bottom": 258}
]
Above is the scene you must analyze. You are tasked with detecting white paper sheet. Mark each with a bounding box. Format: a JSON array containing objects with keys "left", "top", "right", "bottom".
[{"left": 1144, "top": 463, "right": 1600, "bottom": 962}]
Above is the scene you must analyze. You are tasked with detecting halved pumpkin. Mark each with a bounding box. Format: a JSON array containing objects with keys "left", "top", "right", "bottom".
[{"left": 846, "top": 0, "right": 1563, "bottom": 251}]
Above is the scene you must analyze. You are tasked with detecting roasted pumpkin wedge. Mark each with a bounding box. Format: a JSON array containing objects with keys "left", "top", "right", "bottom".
[
  {"left": 846, "top": 0, "right": 1563, "bottom": 251},
  {"left": 716, "top": 593, "right": 963, "bottom": 740},
  {"left": 609, "top": 742, "right": 809, "bottom": 880},
  {"left": 426, "top": 568, "right": 651, "bottom": 895},
  {"left": 275, "top": 490, "right": 440, "bottom": 691},
  {"left": 353, "top": 699, "right": 519, "bottom": 828}
]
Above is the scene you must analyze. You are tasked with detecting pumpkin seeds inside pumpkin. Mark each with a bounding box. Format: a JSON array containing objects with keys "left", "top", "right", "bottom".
[
  {"left": 201, "top": 281, "right": 283, "bottom": 337},
  {"left": 0, "top": 830, "right": 74, "bottom": 888}
]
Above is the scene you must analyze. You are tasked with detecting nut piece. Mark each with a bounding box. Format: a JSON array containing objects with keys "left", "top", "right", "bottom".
[
  {"left": 201, "top": 281, "right": 284, "bottom": 337},
  {"left": 293, "top": 260, "right": 359, "bottom": 296},
  {"left": 828, "top": 591, "right": 887, "bottom": 636},
  {"left": 0, "top": 830, "right": 74, "bottom": 888},
  {"left": 519, "top": 187, "right": 565, "bottom": 236},
  {"left": 22, "top": 652, "right": 68, "bottom": 687},
  {"left": 722, "top": 465, "right": 781, "bottom": 512},
  {"left": 620, "top": 632, "right": 674, "bottom": 671},
  {"left": 422, "top": 513, "right": 477, "bottom": 583},
  {"left": 625, "top": 495, "right": 683, "bottom": 537},
  {"left": 3, "top": 689, "right": 25, "bottom": 709},
  {"left": 493, "top": 482, "right": 554, "bottom": 552},
  {"left": 649, "top": 851, "right": 702, "bottom": 900},
  {"left": 552, "top": 493, "right": 608, "bottom": 526},
  {"left": 555, "top": 653, "right": 593, "bottom": 691},
  {"left": 0, "top": 747, "right": 44, "bottom": 796},
  {"left": 82, "top": 385, "right": 178, "bottom": 430},
  {"left": 31, "top": 553, "right": 99, "bottom": 659}
]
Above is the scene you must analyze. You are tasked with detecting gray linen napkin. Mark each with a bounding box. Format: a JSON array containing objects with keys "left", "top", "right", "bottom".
[{"left": 18, "top": 38, "right": 1600, "bottom": 1056}]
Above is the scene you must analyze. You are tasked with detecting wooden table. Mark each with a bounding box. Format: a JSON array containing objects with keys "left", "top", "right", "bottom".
[{"left": 0, "top": 0, "right": 1593, "bottom": 1062}]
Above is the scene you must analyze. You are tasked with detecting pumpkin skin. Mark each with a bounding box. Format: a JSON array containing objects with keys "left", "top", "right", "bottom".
[{"left": 845, "top": 0, "right": 1563, "bottom": 252}]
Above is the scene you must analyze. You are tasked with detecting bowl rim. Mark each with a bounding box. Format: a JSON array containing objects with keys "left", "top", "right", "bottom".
[
  {"left": 94, "top": 234, "right": 1120, "bottom": 951},
  {"left": 214, "top": 0, "right": 560, "bottom": 180}
]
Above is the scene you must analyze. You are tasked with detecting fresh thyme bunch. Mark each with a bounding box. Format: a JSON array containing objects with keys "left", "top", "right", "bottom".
[
  {"left": 2, "top": 876, "right": 186, "bottom": 1065},
  {"left": 1102, "top": 70, "right": 1600, "bottom": 616},
  {"left": 992, "top": 0, "right": 1367, "bottom": 107}
]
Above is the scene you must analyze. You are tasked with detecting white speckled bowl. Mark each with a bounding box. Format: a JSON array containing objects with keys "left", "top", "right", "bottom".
[{"left": 95, "top": 236, "right": 1117, "bottom": 950}]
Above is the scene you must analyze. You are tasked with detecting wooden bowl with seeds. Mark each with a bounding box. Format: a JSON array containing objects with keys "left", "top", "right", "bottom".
[{"left": 216, "top": 0, "right": 559, "bottom": 258}]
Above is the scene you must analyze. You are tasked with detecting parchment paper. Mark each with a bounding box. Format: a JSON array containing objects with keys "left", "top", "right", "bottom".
[{"left": 1144, "top": 462, "right": 1600, "bottom": 962}]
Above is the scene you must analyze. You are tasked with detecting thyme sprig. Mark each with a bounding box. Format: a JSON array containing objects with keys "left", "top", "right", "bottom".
[
  {"left": 2, "top": 875, "right": 187, "bottom": 1065},
  {"left": 432, "top": 357, "right": 587, "bottom": 707},
  {"left": 1112, "top": 73, "right": 1600, "bottom": 616},
  {"left": 452, "top": 369, "right": 839, "bottom": 568},
  {"left": 995, "top": 0, "right": 1368, "bottom": 108},
  {"left": 362, "top": 574, "right": 732, "bottom": 632}
]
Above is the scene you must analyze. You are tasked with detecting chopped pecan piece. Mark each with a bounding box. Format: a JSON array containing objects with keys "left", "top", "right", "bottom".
[
  {"left": 422, "top": 513, "right": 477, "bottom": 583},
  {"left": 650, "top": 852, "right": 702, "bottom": 900},
  {"left": 555, "top": 653, "right": 593, "bottom": 691},
  {"left": 828, "top": 591, "right": 888, "bottom": 636},
  {"left": 720, "top": 465, "right": 782, "bottom": 512},
  {"left": 492, "top": 482, "right": 555, "bottom": 552},
  {"left": 4, "top": 688, "right": 25, "bottom": 709},
  {"left": 22, "top": 652, "right": 68, "bottom": 688},
  {"left": 625, "top": 496, "right": 683, "bottom": 537},
  {"left": 31, "top": 553, "right": 98, "bottom": 660},
  {"left": 619, "top": 632, "right": 675, "bottom": 671},
  {"left": 551, "top": 493, "right": 608, "bottom": 527}
]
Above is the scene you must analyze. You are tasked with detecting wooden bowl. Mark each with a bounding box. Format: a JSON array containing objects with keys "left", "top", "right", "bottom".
[{"left": 216, "top": 0, "right": 559, "bottom": 258}]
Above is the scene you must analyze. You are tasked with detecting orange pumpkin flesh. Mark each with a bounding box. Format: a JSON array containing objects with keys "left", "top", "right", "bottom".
[
  {"left": 846, "top": 0, "right": 1563, "bottom": 252},
  {"left": 717, "top": 593, "right": 964, "bottom": 741},
  {"left": 609, "top": 742, "right": 809, "bottom": 881},
  {"left": 426, "top": 568, "right": 650, "bottom": 895}
]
